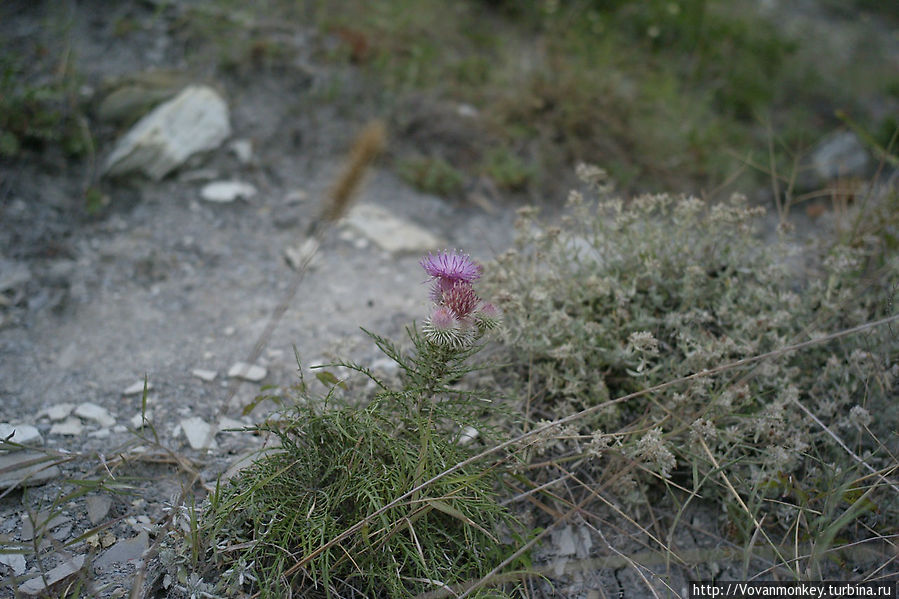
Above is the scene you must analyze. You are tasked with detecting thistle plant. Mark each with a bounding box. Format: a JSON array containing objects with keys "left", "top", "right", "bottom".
[{"left": 175, "top": 251, "right": 518, "bottom": 599}]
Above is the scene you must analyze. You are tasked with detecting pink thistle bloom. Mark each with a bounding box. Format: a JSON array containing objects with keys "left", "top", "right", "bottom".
[
  {"left": 443, "top": 281, "right": 479, "bottom": 319},
  {"left": 429, "top": 277, "right": 456, "bottom": 304},
  {"left": 420, "top": 250, "right": 482, "bottom": 283},
  {"left": 423, "top": 305, "right": 466, "bottom": 347}
]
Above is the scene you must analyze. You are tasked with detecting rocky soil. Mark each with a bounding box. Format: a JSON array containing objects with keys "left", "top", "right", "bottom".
[{"left": 0, "top": 1, "right": 896, "bottom": 597}]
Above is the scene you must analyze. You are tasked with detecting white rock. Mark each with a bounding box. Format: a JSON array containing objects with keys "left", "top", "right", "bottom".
[
  {"left": 229, "top": 139, "right": 253, "bottom": 164},
  {"left": 191, "top": 368, "right": 217, "bottom": 382},
  {"left": 457, "top": 426, "right": 479, "bottom": 446},
  {"left": 44, "top": 403, "right": 75, "bottom": 422},
  {"left": 228, "top": 362, "right": 267, "bottom": 382},
  {"left": 102, "top": 85, "right": 231, "bottom": 180},
  {"left": 75, "top": 403, "right": 116, "bottom": 428},
  {"left": 129, "top": 412, "right": 150, "bottom": 429},
  {"left": 200, "top": 180, "right": 257, "bottom": 203},
  {"left": 49, "top": 418, "right": 84, "bottom": 436},
  {"left": 123, "top": 380, "right": 151, "bottom": 396},
  {"left": 344, "top": 203, "right": 443, "bottom": 255},
  {"left": 812, "top": 130, "right": 870, "bottom": 181},
  {"left": 284, "top": 238, "right": 320, "bottom": 271},
  {"left": 0, "top": 423, "right": 42, "bottom": 448},
  {"left": 180, "top": 417, "right": 217, "bottom": 450},
  {"left": 19, "top": 555, "right": 85, "bottom": 596},
  {"left": 0, "top": 552, "right": 26, "bottom": 576},
  {"left": 89, "top": 428, "right": 111, "bottom": 439}
]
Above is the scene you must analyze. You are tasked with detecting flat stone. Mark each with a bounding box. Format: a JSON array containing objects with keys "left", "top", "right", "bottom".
[
  {"left": 344, "top": 203, "right": 443, "bottom": 255},
  {"left": 94, "top": 531, "right": 148, "bottom": 570},
  {"left": 18, "top": 554, "right": 85, "bottom": 596},
  {"left": 74, "top": 403, "right": 116, "bottom": 428},
  {"left": 49, "top": 418, "right": 83, "bottom": 436},
  {"left": 554, "top": 525, "right": 578, "bottom": 556},
  {"left": 0, "top": 423, "right": 42, "bottom": 449},
  {"left": 191, "top": 368, "right": 217, "bottom": 382},
  {"left": 200, "top": 180, "right": 257, "bottom": 203},
  {"left": 102, "top": 85, "right": 231, "bottom": 180},
  {"left": 180, "top": 417, "right": 217, "bottom": 450},
  {"left": 43, "top": 403, "right": 75, "bottom": 422},
  {"left": 123, "top": 380, "right": 151, "bottom": 396},
  {"left": 227, "top": 362, "right": 267, "bottom": 382},
  {"left": 0, "top": 452, "right": 61, "bottom": 490},
  {"left": 21, "top": 512, "right": 69, "bottom": 541},
  {"left": 88, "top": 428, "right": 110, "bottom": 439},
  {"left": 87, "top": 495, "right": 113, "bottom": 525},
  {"left": 0, "top": 551, "right": 26, "bottom": 576}
]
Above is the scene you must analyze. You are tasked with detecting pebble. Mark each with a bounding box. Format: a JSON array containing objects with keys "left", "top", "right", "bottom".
[
  {"left": 0, "top": 451, "right": 61, "bottom": 490},
  {"left": 101, "top": 532, "right": 117, "bottom": 548},
  {"left": 42, "top": 403, "right": 75, "bottom": 422},
  {"left": 87, "top": 495, "right": 113, "bottom": 525},
  {"left": 229, "top": 139, "right": 253, "bottom": 164},
  {"left": 457, "top": 426, "right": 479, "bottom": 446},
  {"left": 123, "top": 380, "right": 151, "bottom": 396},
  {"left": 18, "top": 554, "right": 85, "bottom": 596},
  {"left": 227, "top": 362, "right": 267, "bottom": 382},
  {"left": 191, "top": 368, "right": 217, "bottom": 382},
  {"left": 49, "top": 418, "right": 84, "bottom": 436},
  {"left": 200, "top": 180, "right": 257, "bottom": 203},
  {"left": 75, "top": 402, "right": 116, "bottom": 428},
  {"left": 284, "top": 189, "right": 308, "bottom": 204},
  {"left": 130, "top": 412, "right": 151, "bottom": 429},
  {"left": 94, "top": 531, "right": 149, "bottom": 570},
  {"left": 180, "top": 417, "right": 217, "bottom": 450},
  {"left": 89, "top": 428, "right": 111, "bottom": 439},
  {"left": 0, "top": 423, "right": 43, "bottom": 449},
  {"left": 284, "top": 238, "right": 321, "bottom": 271}
]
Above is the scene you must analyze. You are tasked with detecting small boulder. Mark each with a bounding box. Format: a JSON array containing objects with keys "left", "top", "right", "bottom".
[{"left": 103, "top": 85, "right": 231, "bottom": 180}]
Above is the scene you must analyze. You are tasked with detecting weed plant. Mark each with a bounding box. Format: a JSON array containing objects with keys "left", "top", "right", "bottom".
[
  {"left": 174, "top": 252, "right": 521, "bottom": 598},
  {"left": 483, "top": 166, "right": 899, "bottom": 575}
]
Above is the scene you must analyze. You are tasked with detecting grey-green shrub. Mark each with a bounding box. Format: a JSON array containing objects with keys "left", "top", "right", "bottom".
[{"left": 484, "top": 168, "right": 898, "bottom": 541}]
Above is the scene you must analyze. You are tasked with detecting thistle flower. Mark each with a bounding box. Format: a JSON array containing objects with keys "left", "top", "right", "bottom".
[
  {"left": 443, "top": 281, "right": 479, "bottom": 319},
  {"left": 420, "top": 250, "right": 482, "bottom": 283},
  {"left": 475, "top": 303, "right": 502, "bottom": 332},
  {"left": 423, "top": 306, "right": 466, "bottom": 348}
]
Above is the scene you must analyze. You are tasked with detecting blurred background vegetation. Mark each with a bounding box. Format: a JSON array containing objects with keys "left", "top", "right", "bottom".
[{"left": 2, "top": 0, "right": 897, "bottom": 201}]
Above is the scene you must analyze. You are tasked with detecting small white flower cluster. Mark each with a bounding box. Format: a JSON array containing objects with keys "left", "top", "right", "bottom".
[{"left": 632, "top": 427, "right": 676, "bottom": 478}]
